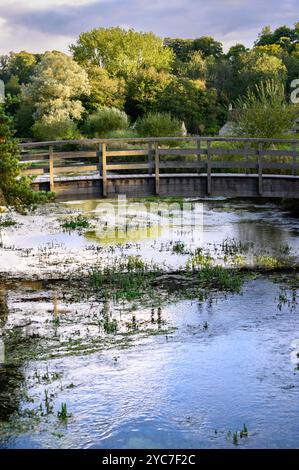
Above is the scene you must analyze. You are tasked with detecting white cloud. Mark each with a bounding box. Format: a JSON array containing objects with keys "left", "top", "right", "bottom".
[
  {"left": 0, "top": 16, "right": 72, "bottom": 54},
  {"left": 5, "top": 0, "right": 95, "bottom": 9}
]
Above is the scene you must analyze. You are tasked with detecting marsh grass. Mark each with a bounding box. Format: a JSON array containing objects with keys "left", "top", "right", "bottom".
[{"left": 61, "top": 216, "right": 90, "bottom": 230}]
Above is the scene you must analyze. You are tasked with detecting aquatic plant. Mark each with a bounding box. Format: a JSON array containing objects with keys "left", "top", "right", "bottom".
[
  {"left": 0, "top": 216, "right": 17, "bottom": 228},
  {"left": 255, "top": 255, "right": 280, "bottom": 270},
  {"left": 233, "top": 432, "right": 238, "bottom": 445},
  {"left": 61, "top": 215, "right": 90, "bottom": 230},
  {"left": 240, "top": 423, "right": 248, "bottom": 438},
  {"left": 57, "top": 403, "right": 71, "bottom": 421}
]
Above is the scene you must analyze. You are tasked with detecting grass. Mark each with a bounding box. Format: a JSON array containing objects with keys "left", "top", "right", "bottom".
[
  {"left": 61, "top": 215, "right": 90, "bottom": 230},
  {"left": 57, "top": 403, "right": 71, "bottom": 421},
  {"left": 0, "top": 217, "right": 17, "bottom": 228}
]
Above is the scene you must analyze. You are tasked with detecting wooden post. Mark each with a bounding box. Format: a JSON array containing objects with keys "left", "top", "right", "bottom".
[
  {"left": 97, "top": 143, "right": 102, "bottom": 175},
  {"left": 244, "top": 141, "right": 249, "bottom": 175},
  {"left": 155, "top": 143, "right": 160, "bottom": 196},
  {"left": 197, "top": 138, "right": 201, "bottom": 174},
  {"left": 258, "top": 143, "right": 263, "bottom": 196},
  {"left": 292, "top": 143, "right": 297, "bottom": 176},
  {"left": 102, "top": 142, "right": 107, "bottom": 197},
  {"left": 206, "top": 140, "right": 212, "bottom": 196},
  {"left": 49, "top": 145, "right": 54, "bottom": 192},
  {"left": 148, "top": 142, "right": 153, "bottom": 175}
]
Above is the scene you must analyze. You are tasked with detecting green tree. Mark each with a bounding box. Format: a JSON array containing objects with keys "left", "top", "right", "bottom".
[
  {"left": 156, "top": 77, "right": 220, "bottom": 134},
  {"left": 22, "top": 51, "right": 90, "bottom": 140},
  {"left": 0, "top": 51, "right": 37, "bottom": 84},
  {"left": 71, "top": 27, "right": 174, "bottom": 78},
  {"left": 125, "top": 67, "right": 171, "bottom": 119},
  {"left": 234, "top": 80, "right": 298, "bottom": 138},
  {"left": 163, "top": 38, "right": 194, "bottom": 62},
  {"left": 0, "top": 107, "right": 50, "bottom": 207},
  {"left": 192, "top": 36, "right": 223, "bottom": 58},
  {"left": 81, "top": 66, "right": 125, "bottom": 113}
]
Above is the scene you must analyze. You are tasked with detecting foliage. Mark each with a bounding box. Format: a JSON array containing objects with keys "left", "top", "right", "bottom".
[
  {"left": 135, "top": 112, "right": 183, "bottom": 137},
  {"left": 32, "top": 117, "right": 80, "bottom": 141},
  {"left": 71, "top": 27, "right": 174, "bottom": 77},
  {"left": 61, "top": 216, "right": 90, "bottom": 230},
  {"left": 23, "top": 51, "right": 90, "bottom": 125},
  {"left": 0, "top": 107, "right": 51, "bottom": 208},
  {"left": 83, "top": 107, "right": 129, "bottom": 137},
  {"left": 156, "top": 77, "right": 220, "bottom": 134},
  {"left": 125, "top": 67, "right": 171, "bottom": 118},
  {"left": 0, "top": 22, "right": 298, "bottom": 139},
  {"left": 81, "top": 65, "right": 126, "bottom": 113},
  {"left": 0, "top": 51, "right": 37, "bottom": 84},
  {"left": 234, "top": 80, "right": 298, "bottom": 138}
]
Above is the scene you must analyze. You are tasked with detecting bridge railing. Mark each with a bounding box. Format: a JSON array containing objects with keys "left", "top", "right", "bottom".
[{"left": 19, "top": 136, "right": 299, "bottom": 196}]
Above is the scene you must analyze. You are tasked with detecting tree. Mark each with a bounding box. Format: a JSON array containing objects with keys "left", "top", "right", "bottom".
[
  {"left": 71, "top": 27, "right": 174, "bottom": 78},
  {"left": 0, "top": 51, "right": 37, "bottom": 84},
  {"left": 227, "top": 44, "right": 249, "bottom": 62},
  {"left": 193, "top": 36, "right": 223, "bottom": 58},
  {"left": 0, "top": 106, "right": 50, "bottom": 207},
  {"left": 125, "top": 67, "right": 171, "bottom": 119},
  {"left": 22, "top": 51, "right": 90, "bottom": 139},
  {"left": 81, "top": 66, "right": 125, "bottom": 114},
  {"left": 234, "top": 80, "right": 298, "bottom": 139},
  {"left": 156, "top": 77, "right": 220, "bottom": 134},
  {"left": 163, "top": 38, "right": 194, "bottom": 62},
  {"left": 236, "top": 50, "right": 287, "bottom": 98}
]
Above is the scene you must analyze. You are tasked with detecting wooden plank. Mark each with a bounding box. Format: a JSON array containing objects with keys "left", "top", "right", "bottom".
[
  {"left": 207, "top": 141, "right": 212, "bottom": 195},
  {"left": 49, "top": 146, "right": 54, "bottom": 192},
  {"left": 54, "top": 165, "right": 99, "bottom": 175},
  {"left": 102, "top": 143, "right": 107, "bottom": 197},
  {"left": 159, "top": 148, "right": 207, "bottom": 156},
  {"left": 262, "top": 162, "right": 299, "bottom": 170},
  {"left": 22, "top": 168, "right": 45, "bottom": 176},
  {"left": 258, "top": 144, "right": 263, "bottom": 196},
  {"left": 159, "top": 161, "right": 206, "bottom": 169},
  {"left": 211, "top": 161, "right": 257, "bottom": 169},
  {"left": 20, "top": 153, "right": 49, "bottom": 162},
  {"left": 106, "top": 163, "right": 149, "bottom": 171},
  {"left": 105, "top": 149, "right": 148, "bottom": 157},
  {"left": 52, "top": 151, "right": 97, "bottom": 159},
  {"left": 155, "top": 144, "right": 160, "bottom": 196}
]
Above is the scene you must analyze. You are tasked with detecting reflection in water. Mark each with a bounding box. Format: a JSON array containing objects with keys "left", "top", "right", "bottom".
[
  {"left": 0, "top": 291, "right": 25, "bottom": 423},
  {"left": 0, "top": 289, "right": 8, "bottom": 327}
]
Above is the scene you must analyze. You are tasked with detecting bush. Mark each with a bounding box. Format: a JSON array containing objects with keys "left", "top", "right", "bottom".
[
  {"left": 32, "top": 117, "right": 80, "bottom": 141},
  {"left": 234, "top": 80, "right": 299, "bottom": 139},
  {"left": 134, "top": 112, "right": 183, "bottom": 137},
  {"left": 104, "top": 129, "right": 139, "bottom": 139},
  {"left": 83, "top": 107, "right": 129, "bottom": 138},
  {"left": 0, "top": 107, "right": 52, "bottom": 208}
]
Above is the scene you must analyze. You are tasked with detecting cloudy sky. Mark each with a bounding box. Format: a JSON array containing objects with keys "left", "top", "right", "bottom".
[{"left": 0, "top": 0, "right": 297, "bottom": 54}]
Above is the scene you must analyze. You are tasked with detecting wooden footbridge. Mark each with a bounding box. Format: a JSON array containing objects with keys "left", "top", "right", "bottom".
[{"left": 19, "top": 136, "right": 299, "bottom": 199}]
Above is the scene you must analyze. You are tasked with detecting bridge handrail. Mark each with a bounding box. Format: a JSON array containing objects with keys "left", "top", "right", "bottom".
[{"left": 19, "top": 135, "right": 299, "bottom": 149}]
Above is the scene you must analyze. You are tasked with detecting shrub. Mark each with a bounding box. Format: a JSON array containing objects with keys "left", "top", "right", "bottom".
[
  {"left": 0, "top": 106, "right": 51, "bottom": 208},
  {"left": 234, "top": 79, "right": 299, "bottom": 139},
  {"left": 32, "top": 117, "right": 80, "bottom": 141},
  {"left": 134, "top": 112, "right": 183, "bottom": 137},
  {"left": 83, "top": 107, "right": 129, "bottom": 138}
]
